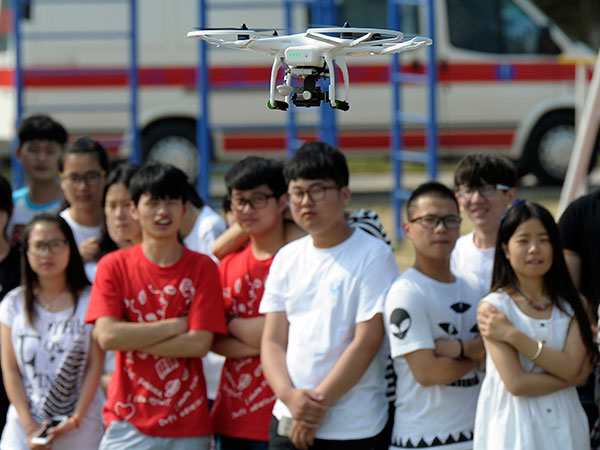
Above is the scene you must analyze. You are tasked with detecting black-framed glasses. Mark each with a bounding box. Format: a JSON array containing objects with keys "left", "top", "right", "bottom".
[
  {"left": 409, "top": 214, "right": 462, "bottom": 230},
  {"left": 288, "top": 184, "right": 339, "bottom": 204},
  {"left": 457, "top": 184, "right": 510, "bottom": 199},
  {"left": 230, "top": 192, "right": 276, "bottom": 211},
  {"left": 61, "top": 170, "right": 106, "bottom": 186},
  {"left": 27, "top": 239, "right": 69, "bottom": 255}
]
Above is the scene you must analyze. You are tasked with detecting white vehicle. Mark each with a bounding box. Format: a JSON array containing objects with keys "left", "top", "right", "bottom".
[{"left": 0, "top": 0, "right": 597, "bottom": 184}]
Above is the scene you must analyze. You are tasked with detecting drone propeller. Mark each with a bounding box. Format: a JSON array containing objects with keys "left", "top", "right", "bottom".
[{"left": 380, "top": 36, "right": 432, "bottom": 54}]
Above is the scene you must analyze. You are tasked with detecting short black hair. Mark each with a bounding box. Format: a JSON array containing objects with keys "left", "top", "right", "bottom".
[
  {"left": 283, "top": 141, "right": 349, "bottom": 187},
  {"left": 225, "top": 156, "right": 286, "bottom": 197},
  {"left": 60, "top": 136, "right": 110, "bottom": 173},
  {"left": 18, "top": 115, "right": 68, "bottom": 147},
  {"left": 454, "top": 154, "right": 517, "bottom": 189},
  {"left": 186, "top": 182, "right": 206, "bottom": 209},
  {"left": 129, "top": 162, "right": 189, "bottom": 205},
  {"left": 406, "top": 181, "right": 458, "bottom": 220}
]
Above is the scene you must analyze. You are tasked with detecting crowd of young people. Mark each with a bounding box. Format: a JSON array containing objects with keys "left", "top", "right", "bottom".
[{"left": 0, "top": 114, "right": 599, "bottom": 450}]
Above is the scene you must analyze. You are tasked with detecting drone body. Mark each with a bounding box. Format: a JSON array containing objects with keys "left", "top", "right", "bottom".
[{"left": 187, "top": 24, "right": 432, "bottom": 111}]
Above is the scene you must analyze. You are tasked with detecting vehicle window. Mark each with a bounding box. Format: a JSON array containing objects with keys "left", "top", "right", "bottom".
[
  {"left": 330, "top": 0, "right": 420, "bottom": 35},
  {"left": 500, "top": 1, "right": 542, "bottom": 53},
  {"left": 447, "top": 0, "right": 502, "bottom": 52},
  {"left": 448, "top": 0, "right": 559, "bottom": 54}
]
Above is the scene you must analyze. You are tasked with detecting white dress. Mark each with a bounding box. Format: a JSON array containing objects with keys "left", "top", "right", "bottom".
[{"left": 474, "top": 290, "right": 589, "bottom": 450}]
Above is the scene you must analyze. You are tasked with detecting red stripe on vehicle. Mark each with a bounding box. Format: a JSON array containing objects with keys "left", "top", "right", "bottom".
[{"left": 0, "top": 61, "right": 585, "bottom": 88}]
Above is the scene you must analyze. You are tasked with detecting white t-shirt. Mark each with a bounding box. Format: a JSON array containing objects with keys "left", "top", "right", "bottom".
[
  {"left": 385, "top": 268, "right": 483, "bottom": 449},
  {"left": 183, "top": 205, "right": 226, "bottom": 263},
  {"left": 260, "top": 229, "right": 399, "bottom": 440},
  {"left": 0, "top": 286, "right": 104, "bottom": 450},
  {"left": 182, "top": 205, "right": 226, "bottom": 400},
  {"left": 8, "top": 187, "right": 62, "bottom": 245},
  {"left": 451, "top": 231, "right": 495, "bottom": 296},
  {"left": 59, "top": 209, "right": 102, "bottom": 248}
]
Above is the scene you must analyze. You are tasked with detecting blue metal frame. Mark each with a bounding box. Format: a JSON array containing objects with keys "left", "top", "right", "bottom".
[
  {"left": 388, "top": 0, "right": 437, "bottom": 239},
  {"left": 197, "top": 0, "right": 339, "bottom": 178},
  {"left": 10, "top": 0, "right": 140, "bottom": 188}
]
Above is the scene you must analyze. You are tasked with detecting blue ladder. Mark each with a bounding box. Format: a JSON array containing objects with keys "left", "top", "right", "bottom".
[
  {"left": 388, "top": 0, "right": 438, "bottom": 239},
  {"left": 10, "top": 0, "right": 140, "bottom": 189}
]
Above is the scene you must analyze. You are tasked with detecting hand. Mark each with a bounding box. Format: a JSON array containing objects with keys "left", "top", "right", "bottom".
[
  {"left": 47, "top": 415, "right": 77, "bottom": 440},
  {"left": 289, "top": 420, "right": 317, "bottom": 450},
  {"left": 284, "top": 389, "right": 328, "bottom": 427},
  {"left": 464, "top": 336, "right": 486, "bottom": 363},
  {"left": 26, "top": 422, "right": 50, "bottom": 450},
  {"left": 478, "top": 305, "right": 513, "bottom": 343},
  {"left": 79, "top": 237, "right": 99, "bottom": 263}
]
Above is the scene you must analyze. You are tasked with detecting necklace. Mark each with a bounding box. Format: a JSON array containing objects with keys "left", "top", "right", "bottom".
[
  {"left": 36, "top": 288, "right": 69, "bottom": 312},
  {"left": 515, "top": 288, "right": 552, "bottom": 311}
]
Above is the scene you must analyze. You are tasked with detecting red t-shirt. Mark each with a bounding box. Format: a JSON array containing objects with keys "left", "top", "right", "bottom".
[
  {"left": 211, "top": 244, "right": 276, "bottom": 441},
  {"left": 85, "top": 245, "right": 227, "bottom": 438}
]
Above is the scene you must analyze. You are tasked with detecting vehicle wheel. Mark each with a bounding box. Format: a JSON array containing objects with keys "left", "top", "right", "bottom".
[
  {"left": 524, "top": 111, "right": 598, "bottom": 185},
  {"left": 141, "top": 120, "right": 199, "bottom": 181}
]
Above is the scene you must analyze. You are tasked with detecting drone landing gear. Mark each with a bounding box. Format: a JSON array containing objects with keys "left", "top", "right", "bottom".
[
  {"left": 267, "top": 100, "right": 289, "bottom": 111},
  {"left": 331, "top": 100, "right": 349, "bottom": 111}
]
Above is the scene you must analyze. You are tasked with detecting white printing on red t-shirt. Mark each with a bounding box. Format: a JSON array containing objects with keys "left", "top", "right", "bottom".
[
  {"left": 86, "top": 245, "right": 227, "bottom": 438},
  {"left": 211, "top": 244, "right": 276, "bottom": 441}
]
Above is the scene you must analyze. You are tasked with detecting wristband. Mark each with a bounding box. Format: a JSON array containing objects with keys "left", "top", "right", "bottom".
[
  {"left": 69, "top": 414, "right": 80, "bottom": 429},
  {"left": 457, "top": 338, "right": 465, "bottom": 360},
  {"left": 531, "top": 340, "right": 544, "bottom": 361}
]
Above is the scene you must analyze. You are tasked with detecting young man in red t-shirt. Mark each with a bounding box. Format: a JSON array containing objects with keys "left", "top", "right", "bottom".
[
  {"left": 210, "top": 157, "right": 288, "bottom": 450},
  {"left": 85, "top": 163, "right": 226, "bottom": 449}
]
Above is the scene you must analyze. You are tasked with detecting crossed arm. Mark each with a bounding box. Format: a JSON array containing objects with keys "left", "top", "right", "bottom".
[
  {"left": 94, "top": 316, "right": 214, "bottom": 358},
  {"left": 260, "top": 311, "right": 385, "bottom": 449},
  {"left": 477, "top": 301, "right": 591, "bottom": 396},
  {"left": 211, "top": 316, "right": 264, "bottom": 358}
]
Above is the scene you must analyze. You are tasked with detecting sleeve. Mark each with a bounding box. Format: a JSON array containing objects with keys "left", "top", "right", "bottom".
[
  {"left": 356, "top": 247, "right": 399, "bottom": 323},
  {"left": 385, "top": 279, "right": 435, "bottom": 358},
  {"left": 259, "top": 250, "right": 288, "bottom": 314},
  {"left": 85, "top": 254, "right": 125, "bottom": 324},
  {"left": 479, "top": 291, "right": 506, "bottom": 313},
  {"left": 0, "top": 288, "right": 21, "bottom": 328},
  {"left": 558, "top": 199, "right": 582, "bottom": 253},
  {"left": 187, "top": 257, "right": 227, "bottom": 335}
]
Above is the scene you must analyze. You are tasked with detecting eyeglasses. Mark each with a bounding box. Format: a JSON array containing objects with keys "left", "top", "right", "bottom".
[
  {"left": 61, "top": 170, "right": 106, "bottom": 186},
  {"left": 409, "top": 214, "right": 462, "bottom": 230},
  {"left": 27, "top": 238, "right": 69, "bottom": 255},
  {"left": 288, "top": 184, "right": 339, "bottom": 204},
  {"left": 457, "top": 184, "right": 510, "bottom": 200},
  {"left": 230, "top": 192, "right": 276, "bottom": 211}
]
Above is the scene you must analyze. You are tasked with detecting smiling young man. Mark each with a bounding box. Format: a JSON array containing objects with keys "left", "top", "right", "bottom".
[
  {"left": 384, "top": 182, "right": 485, "bottom": 450},
  {"left": 85, "top": 163, "right": 226, "bottom": 449},
  {"left": 210, "top": 157, "right": 287, "bottom": 450},
  {"left": 260, "top": 142, "right": 399, "bottom": 450},
  {"left": 451, "top": 155, "right": 517, "bottom": 293},
  {"left": 8, "top": 115, "right": 68, "bottom": 245}
]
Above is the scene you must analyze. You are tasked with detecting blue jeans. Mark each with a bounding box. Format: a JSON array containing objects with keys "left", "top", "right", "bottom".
[{"left": 216, "top": 434, "right": 269, "bottom": 450}]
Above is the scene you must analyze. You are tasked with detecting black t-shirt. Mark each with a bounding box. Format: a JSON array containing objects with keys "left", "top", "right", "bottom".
[
  {"left": 0, "top": 244, "right": 20, "bottom": 432},
  {"left": 0, "top": 245, "right": 20, "bottom": 301},
  {"left": 558, "top": 189, "right": 600, "bottom": 308}
]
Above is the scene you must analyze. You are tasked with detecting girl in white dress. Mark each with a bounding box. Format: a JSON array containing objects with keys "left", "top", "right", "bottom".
[
  {"left": 474, "top": 201, "right": 598, "bottom": 450},
  {"left": 0, "top": 213, "right": 104, "bottom": 450}
]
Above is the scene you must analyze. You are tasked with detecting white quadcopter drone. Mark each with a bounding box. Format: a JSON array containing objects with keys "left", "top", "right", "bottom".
[{"left": 187, "top": 24, "right": 432, "bottom": 111}]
